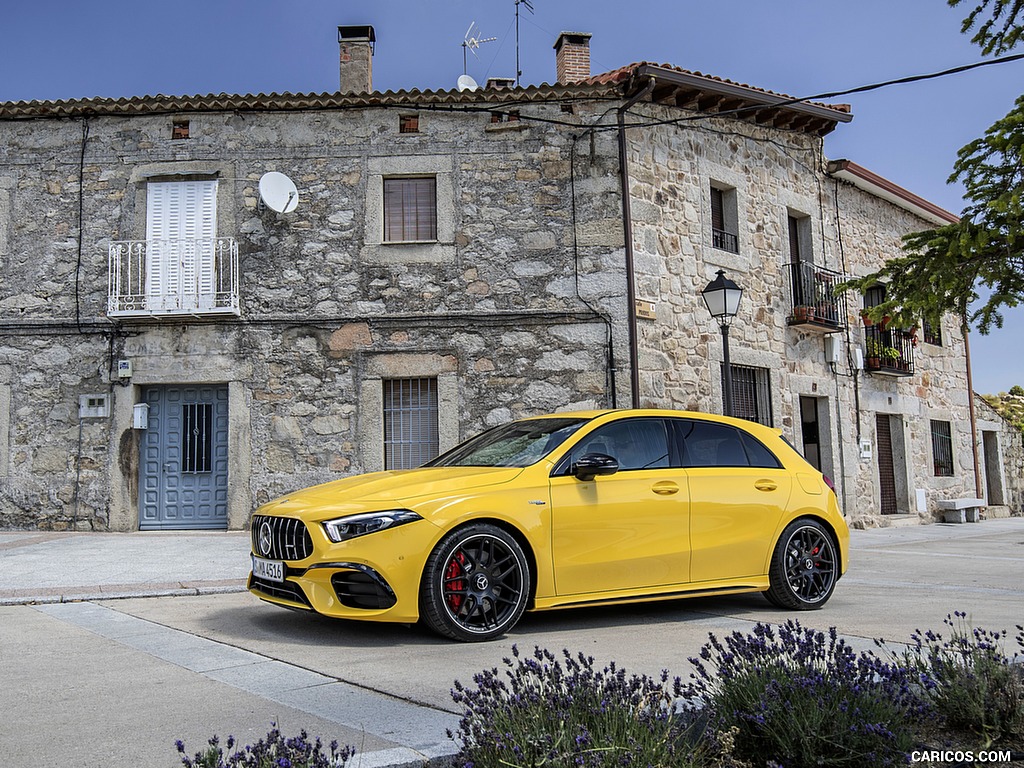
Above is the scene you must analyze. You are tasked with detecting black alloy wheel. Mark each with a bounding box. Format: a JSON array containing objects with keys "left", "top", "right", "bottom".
[
  {"left": 765, "top": 519, "right": 838, "bottom": 609},
  {"left": 420, "top": 523, "right": 530, "bottom": 642}
]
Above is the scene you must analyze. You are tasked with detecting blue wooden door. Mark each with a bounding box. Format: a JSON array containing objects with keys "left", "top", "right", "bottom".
[{"left": 140, "top": 385, "right": 229, "bottom": 530}]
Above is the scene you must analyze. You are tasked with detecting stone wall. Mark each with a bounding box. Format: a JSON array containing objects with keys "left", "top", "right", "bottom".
[
  {"left": 974, "top": 394, "right": 1024, "bottom": 515},
  {"left": 623, "top": 105, "right": 977, "bottom": 526},
  {"left": 0, "top": 100, "right": 626, "bottom": 530}
]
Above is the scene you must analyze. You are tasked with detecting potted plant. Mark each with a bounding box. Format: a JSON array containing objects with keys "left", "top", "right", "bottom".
[
  {"left": 865, "top": 339, "right": 882, "bottom": 368},
  {"left": 793, "top": 304, "right": 815, "bottom": 322}
]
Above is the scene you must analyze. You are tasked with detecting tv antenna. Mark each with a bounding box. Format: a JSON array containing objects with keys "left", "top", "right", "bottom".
[
  {"left": 462, "top": 22, "right": 497, "bottom": 75},
  {"left": 515, "top": 0, "right": 535, "bottom": 87}
]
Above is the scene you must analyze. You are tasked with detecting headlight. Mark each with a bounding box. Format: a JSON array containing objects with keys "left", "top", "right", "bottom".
[{"left": 321, "top": 510, "right": 423, "bottom": 543}]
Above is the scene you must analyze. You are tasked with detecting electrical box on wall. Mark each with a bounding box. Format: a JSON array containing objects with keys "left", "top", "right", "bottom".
[
  {"left": 859, "top": 439, "right": 872, "bottom": 459},
  {"left": 823, "top": 335, "right": 841, "bottom": 365},
  {"left": 117, "top": 360, "right": 133, "bottom": 379},
  {"left": 79, "top": 394, "right": 110, "bottom": 419},
  {"left": 132, "top": 403, "right": 150, "bottom": 430}
]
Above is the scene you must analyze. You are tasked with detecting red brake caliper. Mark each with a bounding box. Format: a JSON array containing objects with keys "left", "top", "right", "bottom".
[{"left": 445, "top": 552, "right": 466, "bottom": 610}]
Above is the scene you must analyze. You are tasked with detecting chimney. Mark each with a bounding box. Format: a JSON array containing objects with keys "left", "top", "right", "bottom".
[
  {"left": 553, "top": 31, "right": 592, "bottom": 84},
  {"left": 338, "top": 25, "right": 375, "bottom": 94}
]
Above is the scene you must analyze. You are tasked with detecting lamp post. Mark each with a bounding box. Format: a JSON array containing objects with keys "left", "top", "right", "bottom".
[{"left": 701, "top": 269, "right": 744, "bottom": 417}]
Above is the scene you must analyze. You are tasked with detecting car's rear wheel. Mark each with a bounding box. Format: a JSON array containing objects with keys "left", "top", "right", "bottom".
[
  {"left": 764, "top": 519, "right": 838, "bottom": 609},
  {"left": 420, "top": 524, "right": 530, "bottom": 642}
]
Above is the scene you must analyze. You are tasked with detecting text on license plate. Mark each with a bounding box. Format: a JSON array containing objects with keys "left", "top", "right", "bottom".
[{"left": 251, "top": 555, "right": 285, "bottom": 583}]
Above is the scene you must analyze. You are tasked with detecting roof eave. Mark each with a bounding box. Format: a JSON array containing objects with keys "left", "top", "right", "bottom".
[{"left": 827, "top": 159, "right": 960, "bottom": 227}]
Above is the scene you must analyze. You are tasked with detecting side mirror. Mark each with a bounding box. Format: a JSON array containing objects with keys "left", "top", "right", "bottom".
[{"left": 572, "top": 452, "right": 619, "bottom": 481}]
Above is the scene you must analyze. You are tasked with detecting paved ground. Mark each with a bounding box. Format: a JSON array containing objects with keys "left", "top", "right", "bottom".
[{"left": 1, "top": 518, "right": 1022, "bottom": 767}]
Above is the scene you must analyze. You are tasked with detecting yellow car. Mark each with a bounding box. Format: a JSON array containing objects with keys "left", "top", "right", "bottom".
[{"left": 249, "top": 409, "right": 849, "bottom": 641}]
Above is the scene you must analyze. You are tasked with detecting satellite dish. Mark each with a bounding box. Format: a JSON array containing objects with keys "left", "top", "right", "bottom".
[
  {"left": 457, "top": 74, "right": 480, "bottom": 92},
  {"left": 258, "top": 172, "right": 299, "bottom": 214}
]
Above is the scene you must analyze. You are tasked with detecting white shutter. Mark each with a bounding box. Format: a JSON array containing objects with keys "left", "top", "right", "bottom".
[{"left": 146, "top": 180, "right": 218, "bottom": 311}]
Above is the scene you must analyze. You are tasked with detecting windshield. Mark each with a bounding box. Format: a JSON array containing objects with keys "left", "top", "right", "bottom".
[{"left": 426, "top": 417, "right": 590, "bottom": 468}]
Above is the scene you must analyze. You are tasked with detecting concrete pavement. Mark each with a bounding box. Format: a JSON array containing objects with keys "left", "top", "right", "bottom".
[{"left": 2, "top": 518, "right": 1023, "bottom": 767}]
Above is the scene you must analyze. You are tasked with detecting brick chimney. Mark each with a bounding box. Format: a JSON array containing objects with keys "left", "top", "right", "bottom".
[
  {"left": 553, "top": 31, "right": 592, "bottom": 84},
  {"left": 338, "top": 25, "right": 375, "bottom": 94}
]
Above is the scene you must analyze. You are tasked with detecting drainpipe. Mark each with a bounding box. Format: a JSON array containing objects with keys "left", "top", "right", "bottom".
[
  {"left": 617, "top": 77, "right": 655, "bottom": 407},
  {"left": 962, "top": 319, "right": 984, "bottom": 499}
]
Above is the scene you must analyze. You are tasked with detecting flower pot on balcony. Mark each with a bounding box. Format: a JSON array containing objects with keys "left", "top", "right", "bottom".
[{"left": 794, "top": 305, "right": 815, "bottom": 322}]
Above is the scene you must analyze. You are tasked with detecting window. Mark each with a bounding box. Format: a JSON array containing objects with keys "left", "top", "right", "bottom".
[
  {"left": 182, "top": 402, "right": 214, "bottom": 473},
  {"left": 399, "top": 115, "right": 419, "bottom": 133},
  {"left": 677, "top": 419, "right": 780, "bottom": 468},
  {"left": 172, "top": 120, "right": 190, "bottom": 140},
  {"left": 383, "top": 177, "right": 437, "bottom": 242},
  {"left": 931, "top": 420, "right": 954, "bottom": 477},
  {"left": 922, "top": 316, "right": 943, "bottom": 346},
  {"left": 146, "top": 179, "right": 218, "bottom": 311},
  {"left": 711, "top": 184, "right": 738, "bottom": 253},
  {"left": 383, "top": 378, "right": 439, "bottom": 470},
  {"left": 564, "top": 418, "right": 670, "bottom": 471},
  {"left": 722, "top": 364, "right": 773, "bottom": 427}
]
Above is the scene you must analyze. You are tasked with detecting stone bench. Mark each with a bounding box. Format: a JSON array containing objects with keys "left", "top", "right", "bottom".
[{"left": 936, "top": 498, "right": 985, "bottom": 523}]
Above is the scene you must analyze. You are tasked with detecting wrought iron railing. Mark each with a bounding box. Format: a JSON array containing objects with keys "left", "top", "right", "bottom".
[
  {"left": 787, "top": 261, "right": 846, "bottom": 330},
  {"left": 712, "top": 227, "right": 739, "bottom": 254},
  {"left": 863, "top": 325, "right": 915, "bottom": 376},
  {"left": 108, "top": 238, "right": 240, "bottom": 317}
]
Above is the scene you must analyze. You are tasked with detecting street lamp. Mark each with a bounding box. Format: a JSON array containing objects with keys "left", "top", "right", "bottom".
[{"left": 701, "top": 269, "right": 744, "bottom": 417}]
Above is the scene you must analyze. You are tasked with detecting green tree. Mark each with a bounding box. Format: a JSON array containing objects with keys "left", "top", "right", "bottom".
[{"left": 845, "top": 1, "right": 1024, "bottom": 334}]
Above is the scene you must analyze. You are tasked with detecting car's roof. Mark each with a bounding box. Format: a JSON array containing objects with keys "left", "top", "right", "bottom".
[{"left": 521, "top": 408, "right": 783, "bottom": 435}]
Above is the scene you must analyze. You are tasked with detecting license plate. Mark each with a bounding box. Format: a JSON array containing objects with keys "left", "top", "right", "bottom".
[{"left": 251, "top": 555, "right": 285, "bottom": 583}]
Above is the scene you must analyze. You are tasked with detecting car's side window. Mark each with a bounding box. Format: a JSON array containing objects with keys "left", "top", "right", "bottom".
[
  {"left": 739, "top": 431, "right": 783, "bottom": 469},
  {"left": 564, "top": 418, "right": 671, "bottom": 472},
  {"left": 675, "top": 419, "right": 784, "bottom": 469},
  {"left": 677, "top": 420, "right": 749, "bottom": 467}
]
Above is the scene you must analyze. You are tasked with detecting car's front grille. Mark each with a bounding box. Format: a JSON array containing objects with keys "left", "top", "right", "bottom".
[
  {"left": 248, "top": 573, "right": 312, "bottom": 608},
  {"left": 251, "top": 515, "right": 314, "bottom": 561}
]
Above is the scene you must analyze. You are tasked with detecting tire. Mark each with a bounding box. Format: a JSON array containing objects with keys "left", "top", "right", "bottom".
[
  {"left": 764, "top": 519, "right": 838, "bottom": 610},
  {"left": 419, "top": 524, "right": 531, "bottom": 642}
]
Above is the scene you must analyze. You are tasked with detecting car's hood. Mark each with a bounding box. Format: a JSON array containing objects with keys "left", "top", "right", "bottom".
[{"left": 259, "top": 466, "right": 526, "bottom": 517}]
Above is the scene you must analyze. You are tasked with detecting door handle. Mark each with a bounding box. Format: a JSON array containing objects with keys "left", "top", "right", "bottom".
[
  {"left": 754, "top": 479, "right": 778, "bottom": 492},
  {"left": 651, "top": 481, "right": 680, "bottom": 495}
]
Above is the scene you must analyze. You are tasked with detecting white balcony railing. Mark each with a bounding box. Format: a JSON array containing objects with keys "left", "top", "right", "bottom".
[{"left": 108, "top": 238, "right": 240, "bottom": 318}]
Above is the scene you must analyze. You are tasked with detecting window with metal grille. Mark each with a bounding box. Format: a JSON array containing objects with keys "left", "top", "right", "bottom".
[
  {"left": 931, "top": 420, "right": 954, "bottom": 476},
  {"left": 399, "top": 114, "right": 419, "bottom": 133},
  {"left": 383, "top": 177, "right": 437, "bottom": 242},
  {"left": 384, "top": 378, "right": 439, "bottom": 470},
  {"left": 722, "top": 364, "right": 773, "bottom": 427},
  {"left": 182, "top": 403, "right": 213, "bottom": 473},
  {"left": 922, "top": 316, "right": 943, "bottom": 346},
  {"left": 711, "top": 185, "right": 738, "bottom": 254}
]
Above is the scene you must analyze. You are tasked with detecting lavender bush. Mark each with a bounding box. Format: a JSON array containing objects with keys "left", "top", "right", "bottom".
[
  {"left": 175, "top": 724, "right": 354, "bottom": 768},
  {"left": 449, "top": 645, "right": 706, "bottom": 768},
  {"left": 676, "top": 620, "right": 925, "bottom": 767},
  {"left": 899, "top": 612, "right": 1024, "bottom": 744}
]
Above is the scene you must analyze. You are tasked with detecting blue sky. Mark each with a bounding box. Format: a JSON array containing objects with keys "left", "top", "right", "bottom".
[{"left": 2, "top": 0, "right": 1022, "bottom": 393}]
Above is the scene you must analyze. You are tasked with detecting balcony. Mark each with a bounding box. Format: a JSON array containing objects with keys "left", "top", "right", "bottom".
[
  {"left": 108, "top": 238, "right": 240, "bottom": 318},
  {"left": 712, "top": 227, "right": 739, "bottom": 254},
  {"left": 786, "top": 261, "right": 846, "bottom": 333},
  {"left": 863, "top": 325, "right": 915, "bottom": 377}
]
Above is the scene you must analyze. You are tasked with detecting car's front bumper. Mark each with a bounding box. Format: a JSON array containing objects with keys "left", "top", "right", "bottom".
[{"left": 248, "top": 514, "right": 440, "bottom": 623}]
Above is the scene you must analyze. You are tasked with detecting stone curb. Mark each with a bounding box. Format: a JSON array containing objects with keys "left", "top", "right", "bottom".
[{"left": 0, "top": 580, "right": 247, "bottom": 606}]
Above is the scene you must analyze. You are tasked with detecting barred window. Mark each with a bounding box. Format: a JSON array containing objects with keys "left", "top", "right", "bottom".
[
  {"left": 722, "top": 364, "right": 773, "bottom": 427},
  {"left": 182, "top": 402, "right": 213, "bottom": 473},
  {"left": 383, "top": 378, "right": 439, "bottom": 470},
  {"left": 383, "top": 177, "right": 437, "bottom": 242},
  {"left": 711, "top": 184, "right": 738, "bottom": 254},
  {"left": 922, "top": 317, "right": 943, "bottom": 346},
  {"left": 931, "top": 420, "right": 954, "bottom": 477}
]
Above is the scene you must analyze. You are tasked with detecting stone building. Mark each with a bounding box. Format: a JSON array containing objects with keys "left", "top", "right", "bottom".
[
  {"left": 974, "top": 394, "right": 1024, "bottom": 516},
  {"left": 0, "top": 26, "right": 998, "bottom": 531}
]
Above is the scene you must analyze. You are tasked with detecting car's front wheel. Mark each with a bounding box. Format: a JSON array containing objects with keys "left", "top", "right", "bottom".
[
  {"left": 764, "top": 519, "right": 838, "bottom": 609},
  {"left": 420, "top": 523, "right": 530, "bottom": 642}
]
